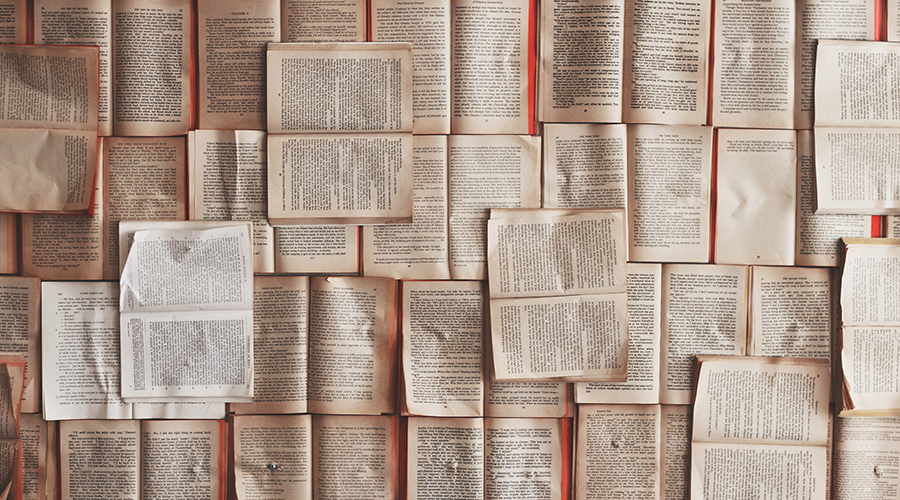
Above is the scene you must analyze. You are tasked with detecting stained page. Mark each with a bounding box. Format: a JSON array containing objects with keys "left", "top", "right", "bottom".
[
  {"left": 233, "top": 414, "right": 313, "bottom": 500},
  {"left": 407, "top": 417, "right": 483, "bottom": 500}
]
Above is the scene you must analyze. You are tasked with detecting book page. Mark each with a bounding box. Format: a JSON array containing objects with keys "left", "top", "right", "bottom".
[
  {"left": 449, "top": 135, "right": 541, "bottom": 280},
  {"left": 841, "top": 327, "right": 900, "bottom": 413},
  {"left": 198, "top": 0, "right": 279, "bottom": 130},
  {"left": 267, "top": 133, "right": 414, "bottom": 225},
  {"left": 189, "top": 130, "right": 273, "bottom": 273},
  {"left": 131, "top": 402, "right": 225, "bottom": 420},
  {"left": 313, "top": 414, "right": 396, "bottom": 500},
  {"left": 575, "top": 404, "right": 660, "bottom": 500},
  {"left": 274, "top": 226, "right": 359, "bottom": 274},
  {"left": 887, "top": 216, "right": 900, "bottom": 237},
  {"left": 371, "top": 0, "right": 451, "bottom": 134},
  {"left": 794, "top": 0, "right": 876, "bottom": 130},
  {"left": 628, "top": 124, "right": 712, "bottom": 263},
  {"left": 450, "top": 0, "right": 532, "bottom": 134},
  {"left": 35, "top": 0, "right": 113, "bottom": 136},
  {"left": 120, "top": 223, "right": 254, "bottom": 401},
  {"left": 407, "top": 417, "right": 483, "bottom": 500},
  {"left": 660, "top": 405, "right": 692, "bottom": 500},
  {"left": 103, "top": 136, "right": 186, "bottom": 279},
  {"left": 0, "top": 215, "right": 15, "bottom": 275},
  {"left": 485, "top": 381, "right": 568, "bottom": 418},
  {"left": 577, "top": 263, "right": 662, "bottom": 405},
  {"left": 141, "top": 420, "right": 223, "bottom": 500},
  {"left": 402, "top": 280, "right": 484, "bottom": 417},
  {"left": 748, "top": 266, "right": 832, "bottom": 359},
  {"left": 716, "top": 128, "right": 797, "bottom": 265},
  {"left": 363, "top": 135, "right": 450, "bottom": 280},
  {"left": 623, "top": 0, "right": 710, "bottom": 125},
  {"left": 832, "top": 416, "right": 900, "bottom": 500},
  {"left": 307, "top": 276, "right": 397, "bottom": 415},
  {"left": 815, "top": 40, "right": 900, "bottom": 127},
  {"left": 21, "top": 156, "right": 102, "bottom": 279},
  {"left": 712, "top": 0, "right": 795, "bottom": 128},
  {"left": 233, "top": 275, "right": 309, "bottom": 415},
  {"left": 0, "top": 277, "right": 39, "bottom": 414},
  {"left": 233, "top": 414, "right": 312, "bottom": 500},
  {"left": 485, "top": 417, "right": 563, "bottom": 500},
  {"left": 892, "top": 0, "right": 900, "bottom": 41},
  {"left": 281, "top": 0, "right": 365, "bottom": 42},
  {"left": 542, "top": 123, "right": 627, "bottom": 209},
  {"left": 20, "top": 414, "right": 46, "bottom": 500},
  {"left": 112, "top": 0, "right": 191, "bottom": 136},
  {"left": 60, "top": 420, "right": 140, "bottom": 500},
  {"left": 660, "top": 264, "right": 747, "bottom": 405},
  {"left": 840, "top": 241, "right": 900, "bottom": 326},
  {"left": 41, "top": 281, "right": 132, "bottom": 420},
  {"left": 0, "top": 0, "right": 22, "bottom": 44},
  {"left": 795, "top": 130, "right": 869, "bottom": 266},
  {"left": 538, "top": 0, "right": 623, "bottom": 123}
]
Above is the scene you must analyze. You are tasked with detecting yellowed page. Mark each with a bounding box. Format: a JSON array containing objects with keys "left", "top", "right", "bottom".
[
  {"left": 274, "top": 226, "right": 359, "bottom": 274},
  {"left": 794, "top": 0, "right": 876, "bottom": 130},
  {"left": 141, "top": 420, "right": 222, "bottom": 500},
  {"left": 715, "top": 128, "right": 797, "bottom": 265},
  {"left": 103, "top": 136, "right": 186, "bottom": 280},
  {"left": 112, "top": 0, "right": 190, "bottom": 136},
  {"left": 660, "top": 264, "right": 747, "bottom": 405},
  {"left": 542, "top": 123, "right": 627, "bottom": 209},
  {"left": 449, "top": 135, "right": 541, "bottom": 280},
  {"left": 577, "top": 263, "right": 662, "bottom": 405},
  {"left": 660, "top": 405, "right": 692, "bottom": 500},
  {"left": 60, "top": 420, "right": 139, "bottom": 500},
  {"left": 628, "top": 124, "right": 712, "bottom": 263},
  {"left": 0, "top": 0, "right": 23, "bottom": 44},
  {"left": 233, "top": 414, "right": 312, "bottom": 500},
  {"left": 450, "top": 0, "right": 531, "bottom": 134},
  {"left": 407, "top": 417, "right": 483, "bottom": 500},
  {"left": 840, "top": 240, "right": 900, "bottom": 326},
  {"left": 371, "top": 0, "right": 451, "bottom": 134},
  {"left": 189, "top": 130, "right": 273, "bottom": 273},
  {"left": 539, "top": 0, "right": 623, "bottom": 123},
  {"left": 712, "top": 0, "right": 795, "bottom": 128},
  {"left": 198, "top": 0, "right": 279, "bottom": 130},
  {"left": 19, "top": 414, "right": 45, "bottom": 500},
  {"left": 795, "top": 130, "right": 868, "bottom": 266},
  {"left": 363, "top": 135, "right": 450, "bottom": 280},
  {"left": 485, "top": 418, "right": 563, "bottom": 500},
  {"left": 623, "top": 0, "right": 710, "bottom": 125},
  {"left": 41, "top": 281, "right": 131, "bottom": 420},
  {"left": 748, "top": 266, "right": 832, "bottom": 359},
  {"left": 34, "top": 0, "right": 112, "bottom": 136},
  {"left": 402, "top": 280, "right": 484, "bottom": 417},
  {"left": 0, "top": 277, "right": 39, "bottom": 414},
  {"left": 233, "top": 275, "right": 309, "bottom": 415},
  {"left": 485, "top": 381, "right": 568, "bottom": 418},
  {"left": 22, "top": 155, "right": 102, "bottom": 279},
  {"left": 841, "top": 327, "right": 900, "bottom": 414},
  {"left": 575, "top": 404, "right": 661, "bottom": 500},
  {"left": 307, "top": 276, "right": 397, "bottom": 415},
  {"left": 832, "top": 416, "right": 900, "bottom": 499},
  {"left": 313, "top": 414, "right": 395, "bottom": 500},
  {"left": 0, "top": 215, "right": 15, "bottom": 275},
  {"left": 281, "top": 0, "right": 366, "bottom": 42}
]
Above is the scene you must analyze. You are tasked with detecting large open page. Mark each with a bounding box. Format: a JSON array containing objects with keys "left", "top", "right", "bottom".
[
  {"left": 313, "top": 414, "right": 396, "bottom": 500},
  {"left": 451, "top": 0, "right": 533, "bottom": 134},
  {"left": 198, "top": 0, "right": 279, "bottom": 130},
  {"left": 538, "top": 0, "right": 623, "bottom": 123},
  {"left": 307, "top": 276, "right": 398, "bottom": 415},
  {"left": 60, "top": 420, "right": 140, "bottom": 500},
  {"left": 112, "top": 0, "right": 191, "bottom": 136},
  {"left": 542, "top": 123, "right": 627, "bottom": 209},
  {"left": 716, "top": 128, "right": 797, "bottom": 265},
  {"left": 140, "top": 420, "right": 224, "bottom": 500},
  {"left": 119, "top": 222, "right": 254, "bottom": 402},
  {"left": 233, "top": 414, "right": 313, "bottom": 500},
  {"left": 402, "top": 280, "right": 484, "bottom": 417},
  {"left": 407, "top": 417, "right": 483, "bottom": 500},
  {"left": 485, "top": 417, "right": 565, "bottom": 500}
]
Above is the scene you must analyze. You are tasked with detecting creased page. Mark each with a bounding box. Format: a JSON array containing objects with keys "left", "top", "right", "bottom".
[
  {"left": 538, "top": 0, "right": 623, "bottom": 123},
  {"left": 112, "top": 0, "right": 191, "bottom": 136},
  {"left": 715, "top": 128, "right": 797, "bottom": 265},
  {"left": 449, "top": 135, "right": 541, "bottom": 280},
  {"left": 281, "top": 0, "right": 366, "bottom": 42},
  {"left": 233, "top": 414, "right": 313, "bottom": 500},
  {"left": 307, "top": 276, "right": 397, "bottom": 415},
  {"left": 542, "top": 124, "right": 627, "bottom": 209},
  {"left": 628, "top": 124, "right": 712, "bottom": 263},
  {"left": 41, "top": 281, "right": 132, "bottom": 420},
  {"left": 363, "top": 135, "right": 450, "bottom": 280},
  {"left": 575, "top": 405, "right": 661, "bottom": 500},
  {"left": 841, "top": 327, "right": 900, "bottom": 413},
  {"left": 485, "top": 417, "right": 563, "bottom": 500},
  {"left": 119, "top": 223, "right": 254, "bottom": 402},
  {"left": 233, "top": 275, "right": 309, "bottom": 415},
  {"left": 402, "top": 280, "right": 484, "bottom": 417},
  {"left": 59, "top": 420, "right": 140, "bottom": 500},
  {"left": 623, "top": 0, "right": 710, "bottom": 125},
  {"left": 313, "top": 414, "right": 396, "bottom": 500},
  {"left": 198, "top": 0, "right": 279, "bottom": 130},
  {"left": 407, "top": 417, "right": 484, "bottom": 500},
  {"left": 140, "top": 420, "right": 223, "bottom": 500}
]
